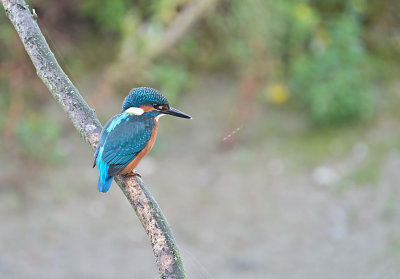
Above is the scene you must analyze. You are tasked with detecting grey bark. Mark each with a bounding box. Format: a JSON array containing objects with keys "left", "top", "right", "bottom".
[{"left": 1, "top": 1, "right": 185, "bottom": 278}]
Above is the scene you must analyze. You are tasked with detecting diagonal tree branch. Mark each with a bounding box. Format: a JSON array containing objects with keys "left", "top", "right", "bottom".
[{"left": 1, "top": 1, "right": 185, "bottom": 278}]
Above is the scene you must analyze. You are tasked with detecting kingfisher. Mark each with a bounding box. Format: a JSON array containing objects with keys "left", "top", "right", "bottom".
[{"left": 93, "top": 87, "right": 191, "bottom": 193}]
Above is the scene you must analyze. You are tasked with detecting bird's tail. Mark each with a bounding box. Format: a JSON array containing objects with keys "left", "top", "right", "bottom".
[
  {"left": 97, "top": 175, "right": 113, "bottom": 193},
  {"left": 95, "top": 146, "right": 113, "bottom": 193}
]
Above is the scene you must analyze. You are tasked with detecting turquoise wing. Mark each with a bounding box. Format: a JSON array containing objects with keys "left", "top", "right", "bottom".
[{"left": 98, "top": 113, "right": 154, "bottom": 176}]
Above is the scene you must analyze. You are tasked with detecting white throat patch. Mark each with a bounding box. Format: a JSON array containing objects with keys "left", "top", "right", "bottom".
[
  {"left": 124, "top": 107, "right": 144, "bottom": 115},
  {"left": 155, "top": 114, "right": 165, "bottom": 121}
]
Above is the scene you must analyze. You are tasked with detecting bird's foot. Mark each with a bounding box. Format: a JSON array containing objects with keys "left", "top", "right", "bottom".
[{"left": 126, "top": 169, "right": 142, "bottom": 178}]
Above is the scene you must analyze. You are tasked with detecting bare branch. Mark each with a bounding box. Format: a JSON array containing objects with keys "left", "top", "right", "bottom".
[{"left": 1, "top": 0, "right": 185, "bottom": 278}]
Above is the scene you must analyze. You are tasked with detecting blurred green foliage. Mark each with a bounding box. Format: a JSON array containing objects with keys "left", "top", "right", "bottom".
[
  {"left": 291, "top": 10, "right": 375, "bottom": 125},
  {"left": 16, "top": 113, "right": 63, "bottom": 163},
  {"left": 1, "top": 0, "right": 399, "bottom": 160},
  {"left": 81, "top": 0, "right": 130, "bottom": 32},
  {"left": 203, "top": 0, "right": 377, "bottom": 125},
  {"left": 148, "top": 61, "right": 192, "bottom": 104}
]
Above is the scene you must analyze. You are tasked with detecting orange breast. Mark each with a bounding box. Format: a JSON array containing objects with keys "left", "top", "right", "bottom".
[{"left": 120, "top": 119, "right": 159, "bottom": 174}]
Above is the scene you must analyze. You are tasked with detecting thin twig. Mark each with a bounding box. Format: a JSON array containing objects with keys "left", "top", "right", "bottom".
[{"left": 1, "top": 0, "right": 185, "bottom": 278}]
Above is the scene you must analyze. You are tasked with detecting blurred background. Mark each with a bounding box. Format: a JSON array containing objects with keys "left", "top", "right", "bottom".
[{"left": 1, "top": 0, "right": 400, "bottom": 278}]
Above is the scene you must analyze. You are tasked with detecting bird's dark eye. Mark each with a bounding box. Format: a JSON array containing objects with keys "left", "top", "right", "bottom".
[{"left": 153, "top": 104, "right": 166, "bottom": 111}]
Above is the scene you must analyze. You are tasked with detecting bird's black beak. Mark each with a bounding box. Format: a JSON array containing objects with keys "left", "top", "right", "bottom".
[{"left": 163, "top": 107, "right": 191, "bottom": 119}]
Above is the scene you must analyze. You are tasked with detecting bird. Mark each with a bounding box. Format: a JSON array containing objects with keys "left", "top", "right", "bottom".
[{"left": 93, "top": 87, "right": 191, "bottom": 193}]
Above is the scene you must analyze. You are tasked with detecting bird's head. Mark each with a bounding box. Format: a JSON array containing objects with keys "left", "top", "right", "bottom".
[{"left": 122, "top": 87, "right": 191, "bottom": 119}]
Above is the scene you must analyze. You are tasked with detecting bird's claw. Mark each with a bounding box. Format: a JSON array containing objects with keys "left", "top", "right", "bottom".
[{"left": 126, "top": 169, "right": 141, "bottom": 178}]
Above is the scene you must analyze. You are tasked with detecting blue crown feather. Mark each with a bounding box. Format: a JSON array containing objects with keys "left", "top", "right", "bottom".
[{"left": 122, "top": 87, "right": 169, "bottom": 112}]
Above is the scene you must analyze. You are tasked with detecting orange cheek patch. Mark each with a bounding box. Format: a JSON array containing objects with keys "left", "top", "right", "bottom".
[{"left": 140, "top": 105, "right": 155, "bottom": 112}]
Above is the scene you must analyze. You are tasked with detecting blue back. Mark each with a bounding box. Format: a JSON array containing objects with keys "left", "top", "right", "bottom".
[{"left": 94, "top": 112, "right": 156, "bottom": 192}]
